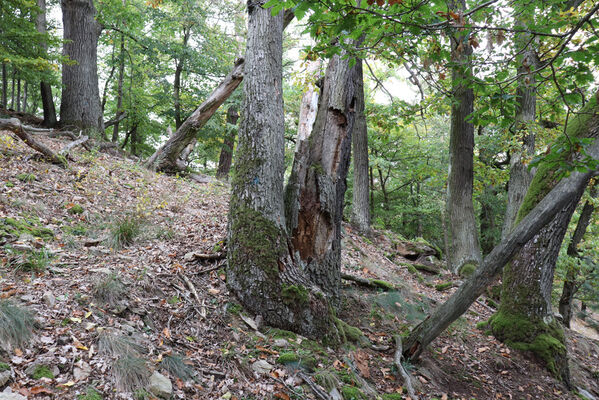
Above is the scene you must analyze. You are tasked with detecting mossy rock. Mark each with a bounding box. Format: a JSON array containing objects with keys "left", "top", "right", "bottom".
[
  {"left": 16, "top": 173, "right": 36, "bottom": 182},
  {"left": 67, "top": 204, "right": 84, "bottom": 215},
  {"left": 0, "top": 362, "right": 10, "bottom": 372},
  {"left": 30, "top": 364, "right": 54, "bottom": 379},
  {"left": 277, "top": 352, "right": 300, "bottom": 365},
  {"left": 341, "top": 386, "right": 367, "bottom": 400},
  {"left": 335, "top": 319, "right": 364, "bottom": 343},
  {"left": 435, "top": 282, "right": 453, "bottom": 291},
  {"left": 268, "top": 328, "right": 297, "bottom": 340},
  {"left": 458, "top": 263, "right": 477, "bottom": 277}
]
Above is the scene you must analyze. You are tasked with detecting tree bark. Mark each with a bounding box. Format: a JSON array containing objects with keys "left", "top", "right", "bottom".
[
  {"left": 403, "top": 96, "right": 599, "bottom": 370},
  {"left": 36, "top": 0, "right": 57, "bottom": 128},
  {"left": 145, "top": 11, "right": 294, "bottom": 173},
  {"left": 227, "top": 1, "right": 335, "bottom": 338},
  {"left": 10, "top": 68, "right": 15, "bottom": 109},
  {"left": 502, "top": 18, "right": 537, "bottom": 238},
  {"left": 60, "top": 0, "right": 103, "bottom": 133},
  {"left": 111, "top": 34, "right": 126, "bottom": 142},
  {"left": 174, "top": 28, "right": 190, "bottom": 130},
  {"left": 284, "top": 50, "right": 358, "bottom": 302},
  {"left": 445, "top": 0, "right": 482, "bottom": 274},
  {"left": 1, "top": 63, "right": 6, "bottom": 108},
  {"left": 16, "top": 75, "right": 21, "bottom": 112},
  {"left": 351, "top": 60, "right": 371, "bottom": 235},
  {"left": 558, "top": 185, "right": 596, "bottom": 328},
  {"left": 216, "top": 106, "right": 239, "bottom": 180},
  {"left": 22, "top": 82, "right": 27, "bottom": 112}
]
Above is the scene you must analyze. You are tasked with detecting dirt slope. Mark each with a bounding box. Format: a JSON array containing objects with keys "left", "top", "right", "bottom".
[{"left": 0, "top": 128, "right": 598, "bottom": 400}]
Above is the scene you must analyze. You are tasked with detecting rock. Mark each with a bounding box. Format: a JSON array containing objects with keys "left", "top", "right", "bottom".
[
  {"left": 240, "top": 314, "right": 257, "bottom": 331},
  {"left": 273, "top": 339, "right": 289, "bottom": 348},
  {"left": 19, "top": 295, "right": 35, "bottom": 303},
  {"left": 148, "top": 371, "right": 172, "bottom": 398},
  {"left": 0, "top": 370, "right": 11, "bottom": 387},
  {"left": 73, "top": 361, "right": 91, "bottom": 381},
  {"left": 577, "top": 387, "right": 597, "bottom": 400},
  {"left": 0, "top": 388, "right": 26, "bottom": 400},
  {"left": 42, "top": 291, "right": 56, "bottom": 308},
  {"left": 251, "top": 360, "right": 273, "bottom": 375}
]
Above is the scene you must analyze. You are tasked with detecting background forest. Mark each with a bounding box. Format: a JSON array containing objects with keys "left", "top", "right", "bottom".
[{"left": 1, "top": 0, "right": 599, "bottom": 399}]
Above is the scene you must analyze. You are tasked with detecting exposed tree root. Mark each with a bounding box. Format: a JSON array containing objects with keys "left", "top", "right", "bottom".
[{"left": 394, "top": 335, "right": 419, "bottom": 400}]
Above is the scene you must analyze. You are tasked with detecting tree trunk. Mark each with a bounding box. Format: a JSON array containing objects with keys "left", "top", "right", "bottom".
[
  {"left": 284, "top": 50, "right": 358, "bottom": 303},
  {"left": 22, "top": 82, "right": 27, "bottom": 112},
  {"left": 60, "top": 0, "right": 103, "bottom": 133},
  {"left": 403, "top": 96, "right": 599, "bottom": 369},
  {"left": 558, "top": 186, "right": 596, "bottom": 328},
  {"left": 145, "top": 11, "right": 294, "bottom": 173},
  {"left": 351, "top": 60, "right": 371, "bottom": 235},
  {"left": 479, "top": 185, "right": 497, "bottom": 256},
  {"left": 216, "top": 106, "right": 239, "bottom": 180},
  {"left": 501, "top": 18, "right": 537, "bottom": 238},
  {"left": 173, "top": 28, "right": 190, "bottom": 130},
  {"left": 445, "top": 0, "right": 482, "bottom": 274},
  {"left": 227, "top": 2, "right": 335, "bottom": 339},
  {"left": 11, "top": 68, "right": 15, "bottom": 109},
  {"left": 16, "top": 75, "right": 21, "bottom": 112},
  {"left": 36, "top": 0, "right": 57, "bottom": 128},
  {"left": 111, "top": 34, "right": 126, "bottom": 142},
  {"left": 1, "top": 63, "right": 6, "bottom": 108}
]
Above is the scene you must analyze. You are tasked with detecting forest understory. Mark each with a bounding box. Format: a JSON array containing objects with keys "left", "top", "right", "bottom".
[{"left": 0, "top": 112, "right": 598, "bottom": 400}]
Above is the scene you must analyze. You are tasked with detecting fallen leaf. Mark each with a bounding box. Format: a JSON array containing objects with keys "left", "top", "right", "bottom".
[
  {"left": 274, "top": 392, "right": 290, "bottom": 400},
  {"left": 477, "top": 346, "right": 489, "bottom": 353},
  {"left": 31, "top": 386, "right": 53, "bottom": 395}
]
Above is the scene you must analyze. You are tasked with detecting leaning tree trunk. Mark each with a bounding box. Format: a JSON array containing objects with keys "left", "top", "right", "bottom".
[
  {"left": 36, "top": 0, "right": 57, "bottom": 128},
  {"left": 216, "top": 106, "right": 239, "bottom": 180},
  {"left": 558, "top": 185, "right": 596, "bottom": 328},
  {"left": 351, "top": 60, "right": 371, "bottom": 235},
  {"left": 445, "top": 0, "right": 482, "bottom": 274},
  {"left": 60, "top": 0, "right": 103, "bottom": 133},
  {"left": 227, "top": 2, "right": 335, "bottom": 339},
  {"left": 403, "top": 95, "right": 599, "bottom": 369},
  {"left": 145, "top": 11, "right": 294, "bottom": 173},
  {"left": 501, "top": 17, "right": 537, "bottom": 238}
]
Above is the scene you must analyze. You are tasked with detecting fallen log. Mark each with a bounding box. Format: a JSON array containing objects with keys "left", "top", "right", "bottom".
[{"left": 0, "top": 118, "right": 67, "bottom": 166}]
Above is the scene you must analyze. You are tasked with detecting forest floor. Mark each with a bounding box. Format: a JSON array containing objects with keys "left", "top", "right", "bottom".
[{"left": 0, "top": 119, "right": 598, "bottom": 400}]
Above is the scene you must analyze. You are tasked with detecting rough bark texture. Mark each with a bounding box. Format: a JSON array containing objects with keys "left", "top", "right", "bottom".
[
  {"left": 502, "top": 18, "right": 537, "bottom": 238},
  {"left": 36, "top": 0, "right": 57, "bottom": 128},
  {"left": 145, "top": 11, "right": 294, "bottom": 173},
  {"left": 60, "top": 0, "right": 103, "bottom": 133},
  {"left": 227, "top": 2, "right": 333, "bottom": 339},
  {"left": 403, "top": 97, "right": 599, "bottom": 366},
  {"left": 446, "top": 0, "right": 482, "bottom": 274},
  {"left": 284, "top": 52, "right": 357, "bottom": 302},
  {"left": 351, "top": 60, "right": 371, "bottom": 235},
  {"left": 216, "top": 106, "right": 239, "bottom": 180},
  {"left": 111, "top": 34, "right": 125, "bottom": 142},
  {"left": 558, "top": 186, "right": 596, "bottom": 328}
]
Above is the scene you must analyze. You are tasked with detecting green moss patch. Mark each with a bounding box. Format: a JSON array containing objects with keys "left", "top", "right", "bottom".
[
  {"left": 281, "top": 284, "right": 309, "bottom": 305},
  {"left": 459, "top": 263, "right": 477, "bottom": 277},
  {"left": 16, "top": 173, "right": 36, "bottom": 182},
  {"left": 435, "top": 282, "right": 453, "bottom": 291},
  {"left": 78, "top": 387, "right": 103, "bottom": 400},
  {"left": 0, "top": 216, "right": 54, "bottom": 240},
  {"left": 341, "top": 386, "right": 367, "bottom": 400},
  {"left": 0, "top": 362, "right": 10, "bottom": 372},
  {"left": 276, "top": 352, "right": 299, "bottom": 364},
  {"left": 67, "top": 204, "right": 84, "bottom": 215},
  {"left": 370, "top": 279, "right": 395, "bottom": 290},
  {"left": 335, "top": 318, "right": 364, "bottom": 343},
  {"left": 30, "top": 364, "right": 54, "bottom": 379},
  {"left": 382, "top": 394, "right": 404, "bottom": 400}
]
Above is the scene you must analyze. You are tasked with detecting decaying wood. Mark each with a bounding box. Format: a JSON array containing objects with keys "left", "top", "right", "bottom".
[
  {"left": 0, "top": 117, "right": 67, "bottom": 166},
  {"left": 184, "top": 251, "right": 226, "bottom": 261},
  {"left": 394, "top": 335, "right": 419, "bottom": 400},
  {"left": 297, "top": 371, "right": 332, "bottom": 400},
  {"left": 59, "top": 135, "right": 89, "bottom": 155},
  {"left": 341, "top": 273, "right": 395, "bottom": 291}
]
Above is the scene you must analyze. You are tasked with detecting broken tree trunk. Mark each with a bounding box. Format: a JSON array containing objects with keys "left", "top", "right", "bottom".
[{"left": 145, "top": 11, "right": 294, "bottom": 173}]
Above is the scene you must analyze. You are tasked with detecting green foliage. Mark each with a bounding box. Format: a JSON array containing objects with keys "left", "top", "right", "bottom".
[
  {"left": 0, "top": 300, "right": 35, "bottom": 350},
  {"left": 458, "top": 263, "right": 477, "bottom": 277},
  {"left": 0, "top": 362, "right": 10, "bottom": 372},
  {"left": 4, "top": 246, "right": 53, "bottom": 273},
  {"left": 16, "top": 173, "right": 35, "bottom": 182},
  {"left": 340, "top": 386, "right": 367, "bottom": 400},
  {"left": 276, "top": 352, "right": 299, "bottom": 364},
  {"left": 0, "top": 216, "right": 54, "bottom": 240},
  {"left": 67, "top": 204, "right": 85, "bottom": 215},
  {"left": 30, "top": 364, "right": 54, "bottom": 379}
]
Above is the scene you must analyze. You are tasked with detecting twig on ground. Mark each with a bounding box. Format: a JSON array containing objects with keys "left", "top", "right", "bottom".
[
  {"left": 59, "top": 135, "right": 89, "bottom": 155},
  {"left": 178, "top": 272, "right": 207, "bottom": 318},
  {"left": 297, "top": 371, "right": 331, "bottom": 400}
]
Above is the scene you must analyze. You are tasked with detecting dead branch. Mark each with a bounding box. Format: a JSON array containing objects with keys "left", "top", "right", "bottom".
[
  {"left": 341, "top": 273, "right": 395, "bottom": 291},
  {"left": 297, "top": 371, "right": 332, "bottom": 400},
  {"left": 0, "top": 118, "right": 67, "bottom": 166},
  {"left": 104, "top": 111, "right": 127, "bottom": 129},
  {"left": 393, "top": 335, "right": 419, "bottom": 400},
  {"left": 59, "top": 135, "right": 89, "bottom": 155},
  {"left": 184, "top": 251, "right": 226, "bottom": 262},
  {"left": 178, "top": 272, "right": 206, "bottom": 318}
]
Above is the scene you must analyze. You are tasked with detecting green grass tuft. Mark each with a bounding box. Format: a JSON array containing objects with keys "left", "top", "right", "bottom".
[
  {"left": 92, "top": 274, "right": 126, "bottom": 307},
  {"left": 113, "top": 356, "right": 151, "bottom": 392},
  {"left": 0, "top": 300, "right": 35, "bottom": 350},
  {"left": 16, "top": 173, "right": 36, "bottom": 182},
  {"left": 98, "top": 330, "right": 147, "bottom": 357},
  {"left": 162, "top": 353, "right": 195, "bottom": 381},
  {"left": 107, "top": 214, "right": 143, "bottom": 249}
]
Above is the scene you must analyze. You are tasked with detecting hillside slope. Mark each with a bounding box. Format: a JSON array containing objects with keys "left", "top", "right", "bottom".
[{"left": 0, "top": 128, "right": 598, "bottom": 400}]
